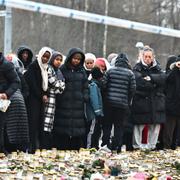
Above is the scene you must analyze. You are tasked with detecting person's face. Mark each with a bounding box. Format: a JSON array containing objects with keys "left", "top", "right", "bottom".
[
  {"left": 53, "top": 55, "right": 63, "bottom": 68},
  {"left": 85, "top": 59, "right": 94, "bottom": 70},
  {"left": 143, "top": 51, "right": 154, "bottom": 65},
  {"left": 71, "top": 53, "right": 82, "bottom": 66},
  {"left": 22, "top": 51, "right": 29, "bottom": 61},
  {"left": 41, "top": 51, "right": 51, "bottom": 64}
]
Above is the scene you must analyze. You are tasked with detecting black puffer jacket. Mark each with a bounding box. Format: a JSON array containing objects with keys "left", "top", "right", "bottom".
[
  {"left": 102, "top": 54, "right": 136, "bottom": 109},
  {"left": 54, "top": 48, "right": 89, "bottom": 137},
  {"left": 0, "top": 53, "right": 20, "bottom": 98},
  {"left": 131, "top": 61, "right": 166, "bottom": 124}
]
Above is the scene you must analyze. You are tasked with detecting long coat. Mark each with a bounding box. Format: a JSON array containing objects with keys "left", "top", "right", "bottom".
[
  {"left": 54, "top": 48, "right": 89, "bottom": 137},
  {"left": 24, "top": 60, "right": 45, "bottom": 149},
  {"left": 131, "top": 61, "right": 166, "bottom": 124}
]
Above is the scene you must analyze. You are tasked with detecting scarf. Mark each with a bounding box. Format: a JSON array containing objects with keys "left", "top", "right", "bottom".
[{"left": 37, "top": 47, "right": 52, "bottom": 91}]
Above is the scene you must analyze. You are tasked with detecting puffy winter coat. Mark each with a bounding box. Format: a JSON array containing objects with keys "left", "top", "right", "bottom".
[
  {"left": 102, "top": 59, "right": 136, "bottom": 109},
  {"left": 131, "top": 61, "right": 166, "bottom": 124},
  {"left": 54, "top": 48, "right": 89, "bottom": 137}
]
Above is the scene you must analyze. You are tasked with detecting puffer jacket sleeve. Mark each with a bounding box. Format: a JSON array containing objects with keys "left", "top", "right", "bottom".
[
  {"left": 4, "top": 63, "right": 20, "bottom": 98},
  {"left": 48, "top": 66, "right": 65, "bottom": 94},
  {"left": 134, "top": 71, "right": 155, "bottom": 91},
  {"left": 150, "top": 71, "right": 166, "bottom": 86},
  {"left": 129, "top": 72, "right": 136, "bottom": 105}
]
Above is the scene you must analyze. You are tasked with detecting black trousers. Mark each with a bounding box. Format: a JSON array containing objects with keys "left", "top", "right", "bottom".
[
  {"left": 40, "top": 131, "right": 53, "bottom": 150},
  {"left": 53, "top": 133, "right": 85, "bottom": 150},
  {"left": 27, "top": 96, "right": 44, "bottom": 153},
  {"left": 163, "top": 115, "right": 180, "bottom": 149},
  {"left": 102, "top": 106, "right": 126, "bottom": 150},
  {"left": 123, "top": 131, "right": 133, "bottom": 151},
  {"left": 91, "top": 116, "right": 103, "bottom": 149}
]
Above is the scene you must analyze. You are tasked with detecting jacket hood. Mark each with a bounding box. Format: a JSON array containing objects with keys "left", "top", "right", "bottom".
[
  {"left": 115, "top": 53, "right": 129, "bottom": 63},
  {"left": 115, "top": 53, "right": 129, "bottom": 65},
  {"left": 165, "top": 55, "right": 177, "bottom": 72},
  {"left": 17, "top": 45, "right": 33, "bottom": 66},
  {"left": 115, "top": 53, "right": 131, "bottom": 69},
  {"left": 134, "top": 60, "right": 161, "bottom": 72},
  {"left": 49, "top": 51, "right": 63, "bottom": 66},
  {"left": 84, "top": 53, "right": 96, "bottom": 71},
  {"left": 65, "top": 47, "right": 85, "bottom": 68},
  {"left": 85, "top": 53, "right": 96, "bottom": 62}
]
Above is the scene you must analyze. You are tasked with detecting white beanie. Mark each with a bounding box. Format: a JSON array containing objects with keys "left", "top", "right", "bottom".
[{"left": 85, "top": 53, "right": 96, "bottom": 62}]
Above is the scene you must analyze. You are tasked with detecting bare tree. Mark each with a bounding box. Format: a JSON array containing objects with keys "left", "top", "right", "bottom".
[{"left": 0, "top": 0, "right": 180, "bottom": 68}]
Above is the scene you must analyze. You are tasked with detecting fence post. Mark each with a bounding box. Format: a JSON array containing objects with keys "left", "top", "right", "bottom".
[{"left": 4, "top": 6, "right": 12, "bottom": 55}]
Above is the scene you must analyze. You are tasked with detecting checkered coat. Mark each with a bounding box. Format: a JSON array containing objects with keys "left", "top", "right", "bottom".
[{"left": 44, "top": 66, "right": 65, "bottom": 132}]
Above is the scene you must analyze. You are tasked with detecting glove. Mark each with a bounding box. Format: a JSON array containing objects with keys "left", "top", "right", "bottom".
[
  {"left": 143, "top": 76, "right": 151, "bottom": 81},
  {"left": 60, "top": 81, "right": 65, "bottom": 91}
]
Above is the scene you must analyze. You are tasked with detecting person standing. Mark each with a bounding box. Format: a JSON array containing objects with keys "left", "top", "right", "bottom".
[
  {"left": 0, "top": 52, "right": 20, "bottom": 153},
  {"left": 53, "top": 47, "right": 89, "bottom": 150},
  {"left": 84, "top": 53, "right": 97, "bottom": 147},
  {"left": 132, "top": 47, "right": 166, "bottom": 150},
  {"left": 42, "top": 51, "right": 65, "bottom": 149},
  {"left": 24, "top": 47, "right": 52, "bottom": 153},
  {"left": 163, "top": 55, "right": 180, "bottom": 149},
  {"left": 86, "top": 66, "right": 104, "bottom": 149},
  {"left": 101, "top": 53, "right": 136, "bottom": 152},
  {"left": 5, "top": 54, "right": 29, "bottom": 152}
]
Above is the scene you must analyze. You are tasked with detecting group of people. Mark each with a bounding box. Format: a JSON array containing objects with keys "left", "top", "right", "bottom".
[{"left": 0, "top": 44, "right": 180, "bottom": 154}]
